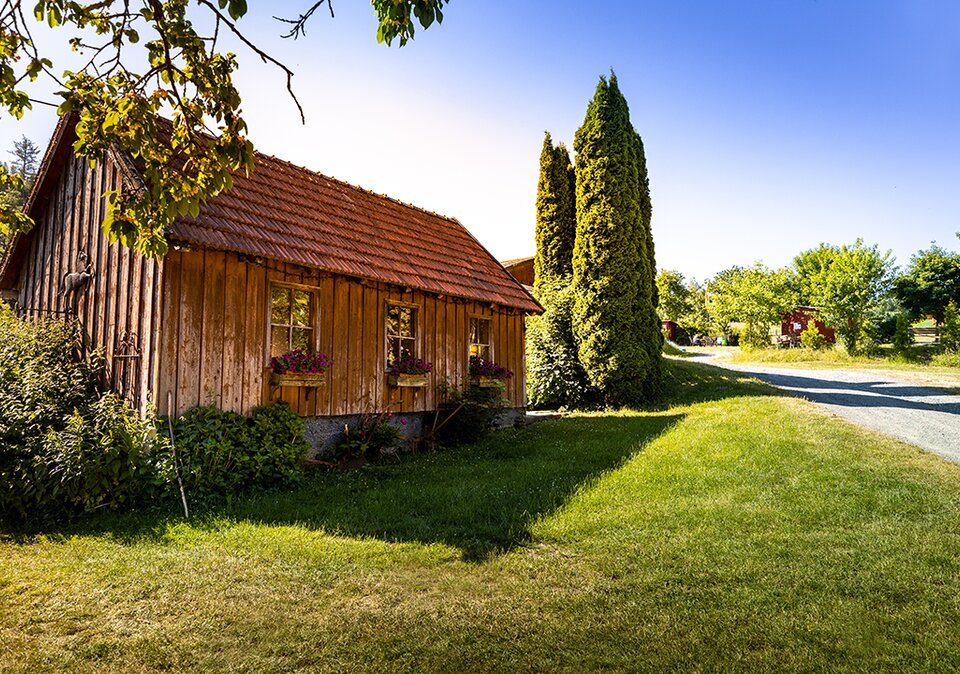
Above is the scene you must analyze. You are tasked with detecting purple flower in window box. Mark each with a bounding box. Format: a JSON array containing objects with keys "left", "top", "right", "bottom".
[
  {"left": 271, "top": 349, "right": 332, "bottom": 375},
  {"left": 387, "top": 355, "right": 432, "bottom": 376},
  {"left": 468, "top": 355, "right": 513, "bottom": 381}
]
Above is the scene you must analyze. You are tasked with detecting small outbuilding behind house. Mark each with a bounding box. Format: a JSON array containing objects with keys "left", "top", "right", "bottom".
[{"left": 781, "top": 306, "right": 836, "bottom": 345}]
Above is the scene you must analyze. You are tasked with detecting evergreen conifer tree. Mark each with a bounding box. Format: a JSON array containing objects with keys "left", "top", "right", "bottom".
[
  {"left": 629, "top": 123, "right": 662, "bottom": 389},
  {"left": 534, "top": 133, "right": 576, "bottom": 290},
  {"left": 572, "top": 74, "right": 661, "bottom": 404},
  {"left": 633, "top": 130, "right": 658, "bottom": 313}
]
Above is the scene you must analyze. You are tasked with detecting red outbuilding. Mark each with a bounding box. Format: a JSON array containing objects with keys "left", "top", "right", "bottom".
[
  {"left": 661, "top": 320, "right": 679, "bottom": 342},
  {"left": 781, "top": 306, "right": 836, "bottom": 344}
]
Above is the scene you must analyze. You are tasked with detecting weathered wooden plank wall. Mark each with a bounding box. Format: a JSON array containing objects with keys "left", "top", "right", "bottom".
[
  {"left": 158, "top": 248, "right": 527, "bottom": 418},
  {"left": 15, "top": 152, "right": 163, "bottom": 412}
]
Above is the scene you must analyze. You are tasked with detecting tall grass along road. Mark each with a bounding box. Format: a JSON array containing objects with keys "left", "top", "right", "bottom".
[{"left": 716, "top": 361, "right": 960, "bottom": 463}]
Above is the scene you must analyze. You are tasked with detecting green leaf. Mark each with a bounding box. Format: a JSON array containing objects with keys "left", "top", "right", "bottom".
[
  {"left": 227, "top": 0, "right": 247, "bottom": 20},
  {"left": 102, "top": 110, "right": 120, "bottom": 133}
]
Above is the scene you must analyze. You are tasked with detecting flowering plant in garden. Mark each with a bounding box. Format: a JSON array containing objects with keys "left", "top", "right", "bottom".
[
  {"left": 335, "top": 410, "right": 402, "bottom": 463},
  {"left": 271, "top": 349, "right": 331, "bottom": 375},
  {"left": 387, "top": 355, "right": 432, "bottom": 375},
  {"left": 468, "top": 355, "right": 513, "bottom": 380}
]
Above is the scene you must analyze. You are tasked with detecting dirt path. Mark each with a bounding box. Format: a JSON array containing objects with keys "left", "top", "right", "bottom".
[{"left": 711, "top": 361, "right": 960, "bottom": 463}]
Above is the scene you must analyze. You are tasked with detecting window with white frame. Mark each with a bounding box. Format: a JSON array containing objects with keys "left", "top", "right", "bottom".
[
  {"left": 270, "top": 285, "right": 314, "bottom": 358},
  {"left": 469, "top": 316, "right": 492, "bottom": 360},
  {"left": 386, "top": 303, "right": 417, "bottom": 363}
]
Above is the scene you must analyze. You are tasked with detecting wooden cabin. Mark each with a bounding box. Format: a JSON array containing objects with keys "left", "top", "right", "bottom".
[{"left": 0, "top": 116, "right": 541, "bottom": 437}]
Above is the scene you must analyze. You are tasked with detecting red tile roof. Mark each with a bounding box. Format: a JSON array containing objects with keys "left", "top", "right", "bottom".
[
  {"left": 2, "top": 116, "right": 541, "bottom": 313},
  {"left": 171, "top": 152, "right": 541, "bottom": 312}
]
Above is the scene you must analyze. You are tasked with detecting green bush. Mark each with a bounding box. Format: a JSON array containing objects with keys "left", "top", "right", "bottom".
[
  {"left": 740, "top": 322, "right": 773, "bottom": 351},
  {"left": 891, "top": 313, "right": 915, "bottom": 354},
  {"left": 42, "top": 394, "right": 163, "bottom": 513},
  {"left": 334, "top": 412, "right": 402, "bottom": 462},
  {"left": 800, "top": 318, "right": 829, "bottom": 350},
  {"left": 526, "top": 279, "right": 593, "bottom": 409},
  {"left": 0, "top": 307, "right": 311, "bottom": 520},
  {"left": 434, "top": 382, "right": 508, "bottom": 447},
  {"left": 0, "top": 307, "right": 158, "bottom": 521},
  {"left": 853, "top": 321, "right": 883, "bottom": 357},
  {"left": 168, "top": 403, "right": 308, "bottom": 498},
  {"left": 941, "top": 301, "right": 960, "bottom": 353}
]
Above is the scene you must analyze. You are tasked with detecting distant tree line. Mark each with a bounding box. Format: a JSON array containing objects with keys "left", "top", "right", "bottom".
[{"left": 655, "top": 236, "right": 960, "bottom": 356}]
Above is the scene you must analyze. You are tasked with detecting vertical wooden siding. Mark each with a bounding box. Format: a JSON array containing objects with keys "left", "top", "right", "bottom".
[
  {"left": 15, "top": 153, "right": 163, "bottom": 412},
  {"left": 158, "top": 249, "right": 528, "bottom": 417}
]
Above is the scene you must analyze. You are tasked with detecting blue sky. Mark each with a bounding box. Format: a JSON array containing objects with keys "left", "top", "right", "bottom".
[{"left": 3, "top": 1, "right": 959, "bottom": 281}]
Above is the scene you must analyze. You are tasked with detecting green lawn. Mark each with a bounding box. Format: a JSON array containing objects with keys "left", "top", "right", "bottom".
[{"left": 2, "top": 361, "right": 960, "bottom": 672}]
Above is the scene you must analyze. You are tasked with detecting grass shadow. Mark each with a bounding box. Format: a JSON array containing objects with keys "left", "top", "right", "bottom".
[
  {"left": 6, "top": 414, "right": 681, "bottom": 562},
  {"left": 654, "top": 357, "right": 779, "bottom": 408},
  {"left": 218, "top": 413, "right": 685, "bottom": 561},
  {"left": 5, "top": 359, "right": 776, "bottom": 561},
  {"left": 219, "top": 359, "right": 773, "bottom": 560}
]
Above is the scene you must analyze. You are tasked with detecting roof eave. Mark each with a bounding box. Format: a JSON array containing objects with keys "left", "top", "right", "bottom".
[{"left": 0, "top": 114, "right": 77, "bottom": 289}]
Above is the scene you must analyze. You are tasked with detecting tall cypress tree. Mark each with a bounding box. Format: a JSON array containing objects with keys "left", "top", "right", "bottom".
[
  {"left": 631, "top": 126, "right": 662, "bottom": 396},
  {"left": 633, "top": 129, "right": 658, "bottom": 313},
  {"left": 528, "top": 133, "right": 589, "bottom": 407},
  {"left": 534, "top": 132, "right": 576, "bottom": 290},
  {"left": 572, "top": 74, "right": 660, "bottom": 404}
]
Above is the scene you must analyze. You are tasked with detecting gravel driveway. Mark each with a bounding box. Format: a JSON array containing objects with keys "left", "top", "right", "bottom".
[{"left": 711, "top": 361, "right": 960, "bottom": 463}]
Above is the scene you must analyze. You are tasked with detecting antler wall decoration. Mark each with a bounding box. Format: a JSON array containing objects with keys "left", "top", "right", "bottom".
[{"left": 59, "top": 250, "right": 95, "bottom": 315}]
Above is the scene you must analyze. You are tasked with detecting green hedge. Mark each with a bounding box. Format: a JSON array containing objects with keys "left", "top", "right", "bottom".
[
  {"left": 167, "top": 403, "right": 308, "bottom": 498},
  {"left": 0, "top": 306, "right": 310, "bottom": 522},
  {"left": 0, "top": 306, "right": 158, "bottom": 520}
]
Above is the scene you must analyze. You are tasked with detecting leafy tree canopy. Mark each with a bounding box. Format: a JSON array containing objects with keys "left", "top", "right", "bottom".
[
  {"left": 681, "top": 278, "right": 712, "bottom": 336},
  {"left": 656, "top": 269, "right": 711, "bottom": 335},
  {"left": 793, "top": 240, "right": 893, "bottom": 354},
  {"left": 0, "top": 0, "right": 451, "bottom": 256},
  {"left": 707, "top": 263, "right": 796, "bottom": 349},
  {"left": 656, "top": 268, "right": 689, "bottom": 323},
  {"left": 892, "top": 244, "right": 960, "bottom": 324}
]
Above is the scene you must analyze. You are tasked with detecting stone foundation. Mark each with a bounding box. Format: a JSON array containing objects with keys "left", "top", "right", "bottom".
[{"left": 303, "top": 407, "right": 525, "bottom": 458}]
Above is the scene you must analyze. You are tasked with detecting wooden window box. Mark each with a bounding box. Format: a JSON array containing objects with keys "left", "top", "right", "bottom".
[
  {"left": 387, "top": 373, "right": 429, "bottom": 388},
  {"left": 470, "top": 376, "right": 504, "bottom": 388},
  {"left": 271, "top": 372, "right": 327, "bottom": 387}
]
